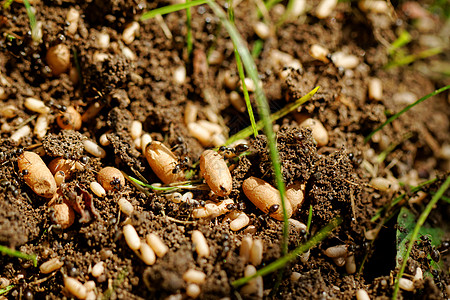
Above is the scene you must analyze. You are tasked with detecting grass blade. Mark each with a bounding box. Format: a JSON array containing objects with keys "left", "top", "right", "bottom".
[
  {"left": 388, "top": 30, "right": 412, "bottom": 55},
  {"left": 3, "top": 0, "right": 14, "bottom": 9},
  {"left": 392, "top": 175, "right": 450, "bottom": 299},
  {"left": 365, "top": 85, "right": 450, "bottom": 143},
  {"left": 371, "top": 177, "right": 438, "bottom": 222},
  {"left": 0, "top": 285, "right": 14, "bottom": 296},
  {"left": 22, "top": 0, "right": 39, "bottom": 42},
  {"left": 225, "top": 86, "right": 319, "bottom": 145},
  {"left": 306, "top": 204, "right": 313, "bottom": 232},
  {"left": 228, "top": 0, "right": 258, "bottom": 138},
  {"left": 0, "top": 245, "right": 37, "bottom": 267},
  {"left": 251, "top": 39, "right": 264, "bottom": 58},
  {"left": 208, "top": 1, "right": 289, "bottom": 260},
  {"left": 140, "top": 0, "right": 208, "bottom": 21},
  {"left": 186, "top": 0, "right": 193, "bottom": 58},
  {"left": 232, "top": 216, "right": 342, "bottom": 287},
  {"left": 386, "top": 47, "right": 442, "bottom": 69}
]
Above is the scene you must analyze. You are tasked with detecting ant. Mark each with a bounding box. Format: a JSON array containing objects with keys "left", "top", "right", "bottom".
[
  {"left": 171, "top": 136, "right": 188, "bottom": 156},
  {"left": 110, "top": 177, "right": 122, "bottom": 190},
  {"left": 47, "top": 100, "right": 67, "bottom": 113},
  {"left": 0, "top": 148, "right": 24, "bottom": 164},
  {"left": 172, "top": 156, "right": 190, "bottom": 174},
  {"left": 419, "top": 235, "right": 442, "bottom": 263},
  {"left": 218, "top": 143, "right": 249, "bottom": 159},
  {"left": 0, "top": 179, "right": 19, "bottom": 197},
  {"left": 226, "top": 202, "right": 246, "bottom": 211}
]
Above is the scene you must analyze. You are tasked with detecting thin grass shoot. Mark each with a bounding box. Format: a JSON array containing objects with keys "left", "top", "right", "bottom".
[
  {"left": 22, "top": 0, "right": 39, "bottom": 43},
  {"left": 251, "top": 39, "right": 264, "bottom": 58},
  {"left": 228, "top": 0, "right": 258, "bottom": 138},
  {"left": 186, "top": 0, "right": 193, "bottom": 59},
  {"left": 208, "top": 0, "right": 289, "bottom": 259},
  {"left": 0, "top": 245, "right": 37, "bottom": 267},
  {"left": 140, "top": 0, "right": 208, "bottom": 21},
  {"left": 232, "top": 216, "right": 342, "bottom": 287},
  {"left": 386, "top": 47, "right": 442, "bottom": 69},
  {"left": 2, "top": 0, "right": 13, "bottom": 9},
  {"left": 365, "top": 85, "right": 450, "bottom": 143},
  {"left": 392, "top": 175, "right": 450, "bottom": 300},
  {"left": 306, "top": 204, "right": 313, "bottom": 232},
  {"left": 0, "top": 285, "right": 14, "bottom": 296},
  {"left": 371, "top": 177, "right": 438, "bottom": 222},
  {"left": 225, "top": 86, "right": 319, "bottom": 145}
]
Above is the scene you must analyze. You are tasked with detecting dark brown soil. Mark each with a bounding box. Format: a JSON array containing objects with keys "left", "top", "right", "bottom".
[{"left": 1, "top": 0, "right": 449, "bottom": 299}]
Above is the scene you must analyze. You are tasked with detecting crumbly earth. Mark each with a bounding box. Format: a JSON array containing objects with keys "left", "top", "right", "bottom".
[{"left": 0, "top": 0, "right": 449, "bottom": 299}]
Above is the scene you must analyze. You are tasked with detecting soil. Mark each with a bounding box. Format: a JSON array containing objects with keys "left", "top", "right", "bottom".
[{"left": 1, "top": 0, "right": 449, "bottom": 299}]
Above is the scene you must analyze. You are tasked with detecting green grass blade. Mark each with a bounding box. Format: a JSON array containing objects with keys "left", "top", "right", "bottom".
[
  {"left": 235, "top": 46, "right": 258, "bottom": 138},
  {"left": 0, "top": 285, "right": 14, "bottom": 296},
  {"left": 0, "top": 245, "right": 37, "bottom": 267},
  {"left": 228, "top": 1, "right": 258, "bottom": 138},
  {"left": 140, "top": 0, "right": 208, "bottom": 20},
  {"left": 365, "top": 85, "right": 450, "bottom": 143},
  {"left": 207, "top": 1, "right": 289, "bottom": 262},
  {"left": 251, "top": 39, "right": 264, "bottom": 58},
  {"left": 392, "top": 175, "right": 450, "bottom": 300},
  {"left": 3, "top": 0, "right": 14, "bottom": 9},
  {"left": 232, "top": 216, "right": 342, "bottom": 287},
  {"left": 225, "top": 86, "right": 319, "bottom": 145},
  {"left": 22, "top": 0, "right": 38, "bottom": 42},
  {"left": 388, "top": 30, "right": 411, "bottom": 55},
  {"left": 376, "top": 132, "right": 413, "bottom": 163},
  {"left": 186, "top": 0, "right": 193, "bottom": 58},
  {"left": 370, "top": 177, "right": 438, "bottom": 222},
  {"left": 306, "top": 204, "right": 313, "bottom": 232},
  {"left": 386, "top": 47, "right": 442, "bottom": 69}
]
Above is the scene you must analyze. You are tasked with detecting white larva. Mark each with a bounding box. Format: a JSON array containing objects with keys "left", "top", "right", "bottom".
[
  {"left": 64, "top": 277, "right": 87, "bottom": 300},
  {"left": 183, "top": 269, "right": 206, "bottom": 284},
  {"left": 40, "top": 258, "right": 64, "bottom": 274},
  {"left": 192, "top": 230, "right": 210, "bottom": 258},
  {"left": 24, "top": 97, "right": 50, "bottom": 114},
  {"left": 146, "top": 233, "right": 169, "bottom": 258},
  {"left": 140, "top": 241, "right": 156, "bottom": 265},
  {"left": 91, "top": 262, "right": 104, "bottom": 278},
  {"left": 249, "top": 239, "right": 263, "bottom": 266},
  {"left": 230, "top": 213, "right": 250, "bottom": 231},
  {"left": 118, "top": 198, "right": 134, "bottom": 216},
  {"left": 83, "top": 140, "right": 106, "bottom": 158},
  {"left": 186, "top": 283, "right": 201, "bottom": 298},
  {"left": 90, "top": 182, "right": 106, "bottom": 198},
  {"left": 123, "top": 224, "right": 140, "bottom": 251}
]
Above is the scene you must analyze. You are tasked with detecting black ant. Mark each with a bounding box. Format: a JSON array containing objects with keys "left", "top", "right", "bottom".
[
  {"left": 226, "top": 202, "right": 246, "bottom": 211},
  {"left": 0, "top": 179, "right": 19, "bottom": 197},
  {"left": 268, "top": 204, "right": 280, "bottom": 214},
  {"left": 172, "top": 156, "right": 190, "bottom": 174},
  {"left": 218, "top": 143, "right": 249, "bottom": 159},
  {"left": 47, "top": 100, "right": 67, "bottom": 113},
  {"left": 0, "top": 148, "right": 24, "bottom": 164},
  {"left": 110, "top": 177, "right": 122, "bottom": 190},
  {"left": 419, "top": 234, "right": 442, "bottom": 263},
  {"left": 172, "top": 136, "right": 188, "bottom": 156}
]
